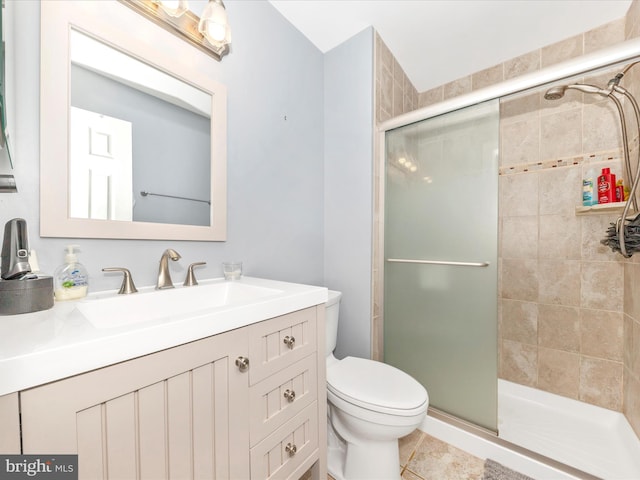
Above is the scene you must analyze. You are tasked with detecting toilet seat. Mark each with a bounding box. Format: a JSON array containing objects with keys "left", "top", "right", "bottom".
[{"left": 327, "top": 356, "right": 428, "bottom": 416}]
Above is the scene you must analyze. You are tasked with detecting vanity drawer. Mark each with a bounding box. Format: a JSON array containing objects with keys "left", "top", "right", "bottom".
[
  {"left": 250, "top": 401, "right": 318, "bottom": 480},
  {"left": 249, "top": 307, "right": 317, "bottom": 385},
  {"left": 249, "top": 353, "right": 317, "bottom": 446}
]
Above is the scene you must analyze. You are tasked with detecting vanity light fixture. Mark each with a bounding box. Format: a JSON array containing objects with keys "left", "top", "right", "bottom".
[
  {"left": 119, "top": 0, "right": 231, "bottom": 61},
  {"left": 198, "top": 0, "right": 231, "bottom": 56},
  {"left": 153, "top": 0, "right": 189, "bottom": 18}
]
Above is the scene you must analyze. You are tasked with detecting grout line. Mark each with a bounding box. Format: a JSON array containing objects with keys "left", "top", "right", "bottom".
[
  {"left": 400, "top": 431, "right": 426, "bottom": 476},
  {"left": 401, "top": 466, "right": 427, "bottom": 480}
]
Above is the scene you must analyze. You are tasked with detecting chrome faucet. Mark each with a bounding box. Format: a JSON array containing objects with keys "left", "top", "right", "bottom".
[{"left": 156, "top": 248, "right": 181, "bottom": 289}]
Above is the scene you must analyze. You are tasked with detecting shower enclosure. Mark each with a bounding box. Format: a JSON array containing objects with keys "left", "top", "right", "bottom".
[
  {"left": 383, "top": 100, "right": 499, "bottom": 432},
  {"left": 379, "top": 41, "right": 640, "bottom": 478}
]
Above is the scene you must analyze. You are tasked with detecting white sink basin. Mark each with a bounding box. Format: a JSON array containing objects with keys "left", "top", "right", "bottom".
[{"left": 76, "top": 279, "right": 283, "bottom": 329}]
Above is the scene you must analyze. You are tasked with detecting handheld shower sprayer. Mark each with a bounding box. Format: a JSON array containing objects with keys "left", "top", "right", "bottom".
[{"left": 543, "top": 83, "right": 610, "bottom": 100}]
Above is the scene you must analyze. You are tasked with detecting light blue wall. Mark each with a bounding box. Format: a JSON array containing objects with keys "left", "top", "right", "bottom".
[
  {"left": 324, "top": 28, "right": 374, "bottom": 359},
  {"left": 1, "top": 1, "right": 325, "bottom": 291}
]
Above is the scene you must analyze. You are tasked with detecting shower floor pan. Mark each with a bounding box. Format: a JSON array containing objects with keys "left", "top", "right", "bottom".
[{"left": 498, "top": 380, "right": 640, "bottom": 480}]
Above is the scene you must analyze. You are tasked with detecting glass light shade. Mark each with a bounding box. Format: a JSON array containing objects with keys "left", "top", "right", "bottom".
[
  {"left": 155, "top": 0, "right": 189, "bottom": 18},
  {"left": 198, "top": 0, "right": 231, "bottom": 51}
]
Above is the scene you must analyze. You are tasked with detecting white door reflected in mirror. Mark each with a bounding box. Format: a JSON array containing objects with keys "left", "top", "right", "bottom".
[{"left": 69, "top": 107, "right": 133, "bottom": 221}]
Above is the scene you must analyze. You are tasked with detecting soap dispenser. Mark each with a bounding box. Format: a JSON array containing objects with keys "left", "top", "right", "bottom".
[{"left": 54, "top": 245, "right": 89, "bottom": 301}]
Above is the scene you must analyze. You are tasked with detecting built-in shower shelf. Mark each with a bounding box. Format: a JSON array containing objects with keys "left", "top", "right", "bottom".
[{"left": 575, "top": 202, "right": 633, "bottom": 215}]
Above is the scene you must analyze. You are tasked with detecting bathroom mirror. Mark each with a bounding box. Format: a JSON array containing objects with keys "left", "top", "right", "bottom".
[{"left": 40, "top": 1, "right": 227, "bottom": 241}]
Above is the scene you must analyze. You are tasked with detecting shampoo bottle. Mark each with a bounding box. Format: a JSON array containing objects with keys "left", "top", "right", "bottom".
[
  {"left": 582, "top": 167, "right": 596, "bottom": 206},
  {"left": 54, "top": 245, "right": 89, "bottom": 301},
  {"left": 597, "top": 167, "right": 616, "bottom": 204}
]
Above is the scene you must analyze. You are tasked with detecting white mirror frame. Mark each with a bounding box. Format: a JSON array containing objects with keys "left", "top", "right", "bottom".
[{"left": 40, "top": 0, "right": 227, "bottom": 241}]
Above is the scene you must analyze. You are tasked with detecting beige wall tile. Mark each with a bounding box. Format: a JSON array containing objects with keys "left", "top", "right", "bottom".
[
  {"left": 500, "top": 118, "right": 540, "bottom": 167},
  {"left": 626, "top": 0, "right": 640, "bottom": 39},
  {"left": 393, "top": 81, "right": 404, "bottom": 118},
  {"left": 580, "top": 357, "right": 623, "bottom": 410},
  {"left": 580, "top": 309, "right": 624, "bottom": 361},
  {"left": 538, "top": 304, "right": 580, "bottom": 353},
  {"left": 393, "top": 57, "right": 405, "bottom": 86},
  {"left": 538, "top": 166, "right": 582, "bottom": 216},
  {"left": 502, "top": 299, "right": 538, "bottom": 345},
  {"left": 541, "top": 34, "right": 583, "bottom": 68},
  {"left": 539, "top": 215, "right": 581, "bottom": 260},
  {"left": 419, "top": 86, "right": 443, "bottom": 108},
  {"left": 633, "top": 318, "right": 640, "bottom": 378},
  {"left": 538, "top": 347, "right": 580, "bottom": 398},
  {"left": 500, "top": 173, "right": 539, "bottom": 217},
  {"left": 501, "top": 216, "right": 538, "bottom": 259},
  {"left": 581, "top": 261, "right": 624, "bottom": 311},
  {"left": 443, "top": 76, "right": 472, "bottom": 100},
  {"left": 538, "top": 260, "right": 581, "bottom": 306},
  {"left": 624, "top": 314, "right": 634, "bottom": 370},
  {"left": 582, "top": 215, "right": 624, "bottom": 260},
  {"left": 624, "top": 373, "right": 640, "bottom": 438},
  {"left": 502, "top": 259, "right": 538, "bottom": 302},
  {"left": 582, "top": 102, "right": 623, "bottom": 153},
  {"left": 540, "top": 108, "right": 583, "bottom": 161},
  {"left": 504, "top": 50, "right": 540, "bottom": 80},
  {"left": 404, "top": 76, "right": 417, "bottom": 113},
  {"left": 501, "top": 340, "right": 538, "bottom": 387},
  {"left": 585, "top": 18, "right": 626, "bottom": 54},
  {"left": 379, "top": 65, "right": 393, "bottom": 120},
  {"left": 473, "top": 64, "right": 503, "bottom": 91},
  {"left": 500, "top": 92, "right": 540, "bottom": 124},
  {"left": 624, "top": 262, "right": 640, "bottom": 321}
]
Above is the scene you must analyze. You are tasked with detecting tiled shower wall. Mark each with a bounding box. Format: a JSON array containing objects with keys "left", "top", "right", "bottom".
[{"left": 373, "top": 2, "right": 640, "bottom": 437}]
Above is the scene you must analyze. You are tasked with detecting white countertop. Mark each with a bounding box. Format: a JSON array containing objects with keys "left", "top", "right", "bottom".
[{"left": 0, "top": 277, "right": 327, "bottom": 396}]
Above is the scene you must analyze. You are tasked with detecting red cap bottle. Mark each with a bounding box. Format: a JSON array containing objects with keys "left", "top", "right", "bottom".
[{"left": 598, "top": 167, "right": 616, "bottom": 204}]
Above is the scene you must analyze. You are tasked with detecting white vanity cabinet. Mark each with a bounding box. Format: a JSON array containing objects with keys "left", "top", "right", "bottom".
[{"left": 16, "top": 305, "right": 326, "bottom": 480}]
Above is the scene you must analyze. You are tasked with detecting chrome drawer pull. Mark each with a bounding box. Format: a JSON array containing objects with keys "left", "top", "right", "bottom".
[
  {"left": 285, "top": 443, "right": 297, "bottom": 456},
  {"left": 283, "top": 336, "right": 295, "bottom": 349},
  {"left": 284, "top": 389, "right": 296, "bottom": 402},
  {"left": 235, "top": 356, "right": 249, "bottom": 372}
]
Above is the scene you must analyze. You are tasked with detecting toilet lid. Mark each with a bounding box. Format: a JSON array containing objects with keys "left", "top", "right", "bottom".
[{"left": 327, "top": 356, "right": 428, "bottom": 414}]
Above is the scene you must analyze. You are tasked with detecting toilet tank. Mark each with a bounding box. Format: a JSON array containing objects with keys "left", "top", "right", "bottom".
[{"left": 325, "top": 290, "right": 342, "bottom": 357}]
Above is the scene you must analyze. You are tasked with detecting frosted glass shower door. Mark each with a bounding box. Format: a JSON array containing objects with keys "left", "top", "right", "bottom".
[{"left": 384, "top": 100, "right": 499, "bottom": 432}]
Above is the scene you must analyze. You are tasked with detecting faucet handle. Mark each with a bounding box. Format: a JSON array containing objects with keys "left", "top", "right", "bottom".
[
  {"left": 102, "top": 267, "right": 138, "bottom": 294},
  {"left": 184, "top": 262, "right": 206, "bottom": 286}
]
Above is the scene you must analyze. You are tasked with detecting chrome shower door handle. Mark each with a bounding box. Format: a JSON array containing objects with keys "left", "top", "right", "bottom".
[{"left": 386, "top": 258, "right": 489, "bottom": 267}]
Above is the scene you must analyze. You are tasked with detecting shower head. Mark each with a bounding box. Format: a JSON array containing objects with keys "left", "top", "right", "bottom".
[
  {"left": 544, "top": 85, "right": 568, "bottom": 100},
  {"left": 544, "top": 83, "right": 609, "bottom": 100}
]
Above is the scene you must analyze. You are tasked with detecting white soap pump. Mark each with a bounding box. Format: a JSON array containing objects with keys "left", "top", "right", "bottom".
[{"left": 53, "top": 245, "right": 89, "bottom": 301}]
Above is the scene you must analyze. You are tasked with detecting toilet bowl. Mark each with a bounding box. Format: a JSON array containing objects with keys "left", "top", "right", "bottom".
[{"left": 325, "top": 290, "right": 428, "bottom": 480}]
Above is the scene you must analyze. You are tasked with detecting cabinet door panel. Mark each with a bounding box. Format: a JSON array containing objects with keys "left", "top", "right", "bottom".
[
  {"left": 76, "top": 405, "right": 105, "bottom": 479},
  {"left": 0, "top": 393, "right": 20, "bottom": 454},
  {"left": 21, "top": 328, "right": 249, "bottom": 480},
  {"left": 138, "top": 382, "right": 167, "bottom": 480},
  {"left": 105, "top": 393, "right": 137, "bottom": 478}
]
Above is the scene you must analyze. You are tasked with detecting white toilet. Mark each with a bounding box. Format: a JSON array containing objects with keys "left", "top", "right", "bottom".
[{"left": 325, "top": 290, "right": 429, "bottom": 480}]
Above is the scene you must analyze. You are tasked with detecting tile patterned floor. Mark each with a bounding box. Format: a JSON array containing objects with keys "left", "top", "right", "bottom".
[
  {"left": 399, "top": 430, "right": 484, "bottom": 480},
  {"left": 319, "top": 429, "right": 485, "bottom": 480}
]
